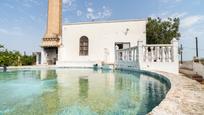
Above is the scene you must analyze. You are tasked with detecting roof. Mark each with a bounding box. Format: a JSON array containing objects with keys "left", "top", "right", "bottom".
[{"left": 63, "top": 19, "right": 147, "bottom": 26}]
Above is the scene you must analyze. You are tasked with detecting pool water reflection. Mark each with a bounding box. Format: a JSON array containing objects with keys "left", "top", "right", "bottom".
[{"left": 0, "top": 69, "right": 170, "bottom": 115}]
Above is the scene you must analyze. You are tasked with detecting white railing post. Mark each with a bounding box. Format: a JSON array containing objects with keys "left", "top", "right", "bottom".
[
  {"left": 171, "top": 38, "right": 178, "bottom": 63},
  {"left": 41, "top": 48, "right": 47, "bottom": 65},
  {"left": 138, "top": 41, "right": 144, "bottom": 69},
  {"left": 171, "top": 38, "right": 179, "bottom": 73}
]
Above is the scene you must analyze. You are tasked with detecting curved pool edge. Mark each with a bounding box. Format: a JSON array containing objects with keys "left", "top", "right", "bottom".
[
  {"left": 147, "top": 71, "right": 204, "bottom": 115},
  {"left": 1, "top": 66, "right": 204, "bottom": 114}
]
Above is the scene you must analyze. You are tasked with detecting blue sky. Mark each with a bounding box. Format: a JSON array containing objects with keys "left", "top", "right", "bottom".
[{"left": 0, "top": 0, "right": 204, "bottom": 60}]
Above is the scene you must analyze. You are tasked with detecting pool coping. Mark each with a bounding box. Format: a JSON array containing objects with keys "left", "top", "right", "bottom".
[
  {"left": 1, "top": 66, "right": 204, "bottom": 114},
  {"left": 148, "top": 70, "right": 204, "bottom": 115}
]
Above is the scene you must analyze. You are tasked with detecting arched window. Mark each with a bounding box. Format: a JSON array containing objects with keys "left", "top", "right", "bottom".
[{"left": 79, "top": 36, "right": 89, "bottom": 56}]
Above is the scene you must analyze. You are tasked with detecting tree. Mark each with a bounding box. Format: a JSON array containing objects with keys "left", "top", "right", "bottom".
[
  {"left": 0, "top": 44, "right": 4, "bottom": 48},
  {"left": 21, "top": 54, "right": 36, "bottom": 66},
  {"left": 146, "top": 17, "right": 180, "bottom": 44},
  {"left": 0, "top": 44, "right": 36, "bottom": 66}
]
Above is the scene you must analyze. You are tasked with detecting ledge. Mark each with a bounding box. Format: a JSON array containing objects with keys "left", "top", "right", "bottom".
[{"left": 148, "top": 71, "right": 204, "bottom": 115}]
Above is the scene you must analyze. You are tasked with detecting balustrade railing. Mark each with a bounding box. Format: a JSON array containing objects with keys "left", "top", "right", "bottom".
[
  {"left": 116, "top": 46, "right": 139, "bottom": 62},
  {"left": 116, "top": 44, "right": 174, "bottom": 63},
  {"left": 143, "top": 44, "right": 174, "bottom": 62},
  {"left": 115, "top": 38, "right": 178, "bottom": 74}
]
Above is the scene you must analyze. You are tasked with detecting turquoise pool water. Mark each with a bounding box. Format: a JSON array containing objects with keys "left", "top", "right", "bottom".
[{"left": 0, "top": 69, "right": 170, "bottom": 115}]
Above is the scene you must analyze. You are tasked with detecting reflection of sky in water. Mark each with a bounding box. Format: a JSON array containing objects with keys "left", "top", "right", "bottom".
[{"left": 0, "top": 69, "right": 169, "bottom": 115}]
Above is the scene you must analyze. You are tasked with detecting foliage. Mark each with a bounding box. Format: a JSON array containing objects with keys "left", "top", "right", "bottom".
[
  {"left": 21, "top": 55, "right": 36, "bottom": 66},
  {"left": 146, "top": 17, "right": 180, "bottom": 44},
  {"left": 0, "top": 44, "right": 4, "bottom": 48},
  {"left": 0, "top": 44, "right": 36, "bottom": 66}
]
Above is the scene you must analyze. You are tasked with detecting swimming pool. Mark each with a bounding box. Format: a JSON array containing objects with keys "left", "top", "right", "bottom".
[{"left": 0, "top": 68, "right": 170, "bottom": 115}]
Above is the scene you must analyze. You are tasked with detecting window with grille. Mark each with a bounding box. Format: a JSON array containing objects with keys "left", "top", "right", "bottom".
[{"left": 79, "top": 36, "right": 89, "bottom": 56}]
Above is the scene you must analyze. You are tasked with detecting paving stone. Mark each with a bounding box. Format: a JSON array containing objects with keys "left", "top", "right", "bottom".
[{"left": 149, "top": 71, "right": 204, "bottom": 115}]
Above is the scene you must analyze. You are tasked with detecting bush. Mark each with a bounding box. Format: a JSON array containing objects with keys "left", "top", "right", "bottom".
[{"left": 0, "top": 44, "right": 36, "bottom": 66}]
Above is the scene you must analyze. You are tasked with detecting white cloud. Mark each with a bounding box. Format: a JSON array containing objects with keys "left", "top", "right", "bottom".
[
  {"left": 102, "top": 6, "right": 112, "bottom": 17},
  {"left": 159, "top": 0, "right": 182, "bottom": 3},
  {"left": 150, "top": 11, "right": 187, "bottom": 19},
  {"left": 63, "top": 0, "right": 76, "bottom": 12},
  {"left": 63, "top": 0, "right": 74, "bottom": 6},
  {"left": 87, "top": 8, "right": 94, "bottom": 13},
  {"left": 0, "top": 28, "right": 9, "bottom": 34},
  {"left": 86, "top": 6, "right": 112, "bottom": 20},
  {"left": 77, "top": 10, "right": 82, "bottom": 16},
  {"left": 181, "top": 15, "right": 204, "bottom": 28}
]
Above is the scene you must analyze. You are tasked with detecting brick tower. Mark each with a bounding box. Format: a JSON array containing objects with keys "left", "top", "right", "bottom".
[{"left": 41, "top": 0, "right": 62, "bottom": 65}]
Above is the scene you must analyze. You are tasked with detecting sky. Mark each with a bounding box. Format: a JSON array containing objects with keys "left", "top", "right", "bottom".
[{"left": 0, "top": 0, "right": 204, "bottom": 60}]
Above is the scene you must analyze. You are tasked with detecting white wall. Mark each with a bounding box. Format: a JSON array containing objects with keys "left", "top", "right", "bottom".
[
  {"left": 57, "top": 20, "right": 146, "bottom": 67},
  {"left": 193, "top": 62, "right": 204, "bottom": 78}
]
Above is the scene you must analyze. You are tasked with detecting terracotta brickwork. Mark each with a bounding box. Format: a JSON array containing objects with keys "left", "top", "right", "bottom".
[{"left": 41, "top": 0, "right": 62, "bottom": 47}]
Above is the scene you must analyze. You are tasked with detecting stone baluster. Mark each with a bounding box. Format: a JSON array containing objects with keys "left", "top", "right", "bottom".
[
  {"left": 121, "top": 51, "right": 123, "bottom": 61},
  {"left": 116, "top": 51, "right": 118, "bottom": 62},
  {"left": 135, "top": 47, "right": 138, "bottom": 62},
  {"left": 163, "top": 47, "right": 166, "bottom": 62},
  {"left": 168, "top": 46, "right": 172, "bottom": 62},
  {"left": 126, "top": 50, "right": 128, "bottom": 61},
  {"left": 165, "top": 47, "right": 168, "bottom": 62},
  {"left": 127, "top": 50, "right": 129, "bottom": 61},
  {"left": 121, "top": 51, "right": 122, "bottom": 61},
  {"left": 151, "top": 47, "right": 154, "bottom": 62},
  {"left": 143, "top": 47, "right": 146, "bottom": 62},
  {"left": 122, "top": 51, "right": 124, "bottom": 61},
  {"left": 162, "top": 46, "right": 165, "bottom": 62},
  {"left": 135, "top": 48, "right": 137, "bottom": 61},
  {"left": 124, "top": 50, "right": 126, "bottom": 61},
  {"left": 156, "top": 46, "right": 160, "bottom": 62},
  {"left": 136, "top": 47, "right": 138, "bottom": 61},
  {"left": 146, "top": 47, "right": 149, "bottom": 62},
  {"left": 159, "top": 47, "right": 162, "bottom": 62},
  {"left": 133, "top": 48, "right": 135, "bottom": 61},
  {"left": 118, "top": 51, "right": 120, "bottom": 61},
  {"left": 171, "top": 46, "right": 174, "bottom": 61}
]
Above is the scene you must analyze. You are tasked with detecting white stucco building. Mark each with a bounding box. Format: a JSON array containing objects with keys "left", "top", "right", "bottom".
[
  {"left": 39, "top": 0, "right": 179, "bottom": 74},
  {"left": 56, "top": 20, "right": 146, "bottom": 67},
  {"left": 39, "top": 0, "right": 146, "bottom": 67}
]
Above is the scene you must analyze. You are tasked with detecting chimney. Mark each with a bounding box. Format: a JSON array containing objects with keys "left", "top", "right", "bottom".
[{"left": 41, "top": 0, "right": 62, "bottom": 48}]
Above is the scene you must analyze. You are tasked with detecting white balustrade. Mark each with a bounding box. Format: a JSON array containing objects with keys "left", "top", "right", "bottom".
[
  {"left": 116, "top": 44, "right": 175, "bottom": 65},
  {"left": 115, "top": 38, "right": 178, "bottom": 74}
]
